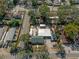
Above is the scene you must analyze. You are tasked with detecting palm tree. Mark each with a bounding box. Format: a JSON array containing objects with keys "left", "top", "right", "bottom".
[{"left": 13, "top": 0, "right": 19, "bottom": 5}]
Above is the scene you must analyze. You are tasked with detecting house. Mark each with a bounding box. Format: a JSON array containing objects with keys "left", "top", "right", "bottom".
[
  {"left": 30, "top": 36, "right": 44, "bottom": 45},
  {"left": 38, "top": 28, "right": 51, "bottom": 39},
  {"left": 2, "top": 28, "right": 16, "bottom": 48},
  {"left": 51, "top": 0, "right": 62, "bottom": 6},
  {"left": 74, "top": 0, "right": 79, "bottom": 4},
  {"left": 30, "top": 36, "right": 46, "bottom": 52},
  {"left": 4, "top": 28, "right": 16, "bottom": 43},
  {"left": 37, "top": 24, "right": 52, "bottom": 39}
]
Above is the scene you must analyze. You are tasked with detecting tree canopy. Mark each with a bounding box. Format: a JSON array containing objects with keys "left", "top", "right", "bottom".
[
  {"left": 69, "top": 0, "right": 75, "bottom": 5},
  {"left": 8, "top": 20, "right": 20, "bottom": 27},
  {"left": 58, "top": 5, "right": 79, "bottom": 24},
  {"left": 0, "top": 0, "right": 6, "bottom": 16},
  {"left": 20, "top": 34, "right": 29, "bottom": 45},
  {"left": 28, "top": 10, "right": 38, "bottom": 25},
  {"left": 13, "top": 0, "right": 19, "bottom": 5},
  {"left": 31, "top": 0, "right": 38, "bottom": 8},
  {"left": 39, "top": 3, "right": 50, "bottom": 24},
  {"left": 64, "top": 22, "right": 79, "bottom": 41},
  {"left": 39, "top": 3, "right": 50, "bottom": 17}
]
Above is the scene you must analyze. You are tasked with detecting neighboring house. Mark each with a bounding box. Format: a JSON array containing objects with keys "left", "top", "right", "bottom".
[
  {"left": 49, "top": 16, "right": 59, "bottom": 24},
  {"left": 51, "top": 0, "right": 62, "bottom": 5},
  {"left": 4, "top": 28, "right": 16, "bottom": 43},
  {"left": 3, "top": 28, "right": 16, "bottom": 48},
  {"left": 74, "top": 0, "right": 79, "bottom": 4}
]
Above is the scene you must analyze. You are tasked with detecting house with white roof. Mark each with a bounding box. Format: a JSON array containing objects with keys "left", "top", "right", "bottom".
[
  {"left": 53, "top": 0, "right": 62, "bottom": 5},
  {"left": 38, "top": 28, "right": 51, "bottom": 39}
]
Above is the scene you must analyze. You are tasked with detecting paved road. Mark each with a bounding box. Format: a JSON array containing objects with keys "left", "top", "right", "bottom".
[{"left": 21, "top": 9, "right": 30, "bottom": 34}]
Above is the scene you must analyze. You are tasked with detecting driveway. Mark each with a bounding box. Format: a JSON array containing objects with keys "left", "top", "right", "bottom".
[{"left": 21, "top": 9, "right": 30, "bottom": 34}]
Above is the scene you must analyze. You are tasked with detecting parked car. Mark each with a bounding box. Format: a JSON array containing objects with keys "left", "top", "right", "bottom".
[{"left": 13, "top": 15, "right": 21, "bottom": 19}]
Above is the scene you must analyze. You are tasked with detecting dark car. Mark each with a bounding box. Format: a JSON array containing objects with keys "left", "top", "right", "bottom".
[
  {"left": 56, "top": 50, "right": 66, "bottom": 58},
  {"left": 13, "top": 15, "right": 21, "bottom": 19}
]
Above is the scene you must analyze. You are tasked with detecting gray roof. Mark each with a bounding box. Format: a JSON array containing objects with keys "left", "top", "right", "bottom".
[
  {"left": 74, "top": 0, "right": 79, "bottom": 3},
  {"left": 51, "top": 33, "right": 57, "bottom": 41},
  {"left": 30, "top": 36, "right": 44, "bottom": 44},
  {"left": 4, "top": 28, "right": 16, "bottom": 43}
]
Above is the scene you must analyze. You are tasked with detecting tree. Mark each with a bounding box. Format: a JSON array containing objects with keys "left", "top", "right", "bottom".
[
  {"left": 41, "top": 53, "right": 49, "bottom": 59},
  {"left": 64, "top": 22, "right": 79, "bottom": 43},
  {"left": 31, "top": 0, "right": 38, "bottom": 8},
  {"left": 58, "top": 5, "right": 79, "bottom": 24},
  {"left": 69, "top": 0, "right": 75, "bottom": 5},
  {"left": 39, "top": 3, "right": 50, "bottom": 23},
  {"left": 7, "top": 0, "right": 14, "bottom": 8},
  {"left": 8, "top": 20, "right": 20, "bottom": 27},
  {"left": 20, "top": 34, "right": 32, "bottom": 53},
  {"left": 17, "top": 50, "right": 26, "bottom": 59},
  {"left": 13, "top": 0, "right": 19, "bottom": 5},
  {"left": 20, "top": 34, "right": 29, "bottom": 45},
  {"left": 30, "top": 15, "right": 37, "bottom": 25},
  {"left": 56, "top": 39, "right": 66, "bottom": 59},
  {"left": 39, "top": 3, "right": 50, "bottom": 17},
  {"left": 20, "top": 34, "right": 29, "bottom": 49},
  {"left": 10, "top": 42, "right": 21, "bottom": 55},
  {"left": 0, "top": 0, "right": 6, "bottom": 18},
  {"left": 28, "top": 10, "right": 38, "bottom": 25},
  {"left": 57, "top": 39, "right": 64, "bottom": 51}
]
